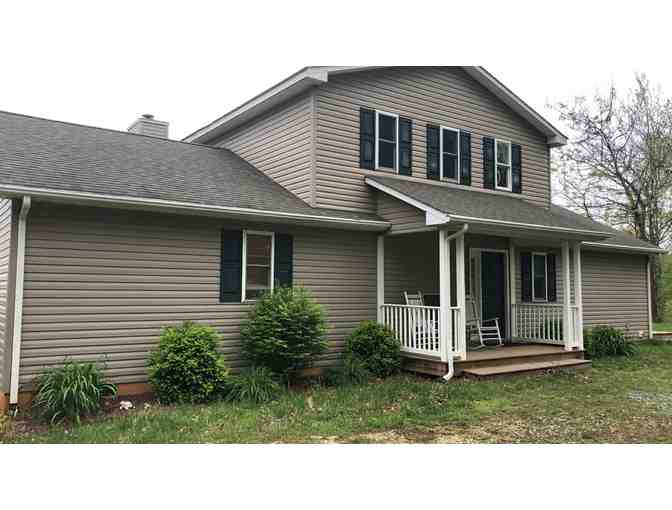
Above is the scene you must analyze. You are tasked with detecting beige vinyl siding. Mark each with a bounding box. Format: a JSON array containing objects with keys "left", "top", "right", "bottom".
[
  {"left": 214, "top": 92, "right": 315, "bottom": 203},
  {"left": 315, "top": 67, "right": 550, "bottom": 213},
  {"left": 377, "top": 191, "right": 427, "bottom": 234},
  {"left": 19, "top": 203, "right": 376, "bottom": 386},
  {"left": 384, "top": 232, "right": 439, "bottom": 304},
  {"left": 0, "top": 200, "right": 12, "bottom": 389},
  {"left": 581, "top": 251, "right": 649, "bottom": 337}
]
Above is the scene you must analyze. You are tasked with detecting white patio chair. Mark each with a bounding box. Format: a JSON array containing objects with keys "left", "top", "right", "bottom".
[{"left": 466, "top": 297, "right": 503, "bottom": 348}]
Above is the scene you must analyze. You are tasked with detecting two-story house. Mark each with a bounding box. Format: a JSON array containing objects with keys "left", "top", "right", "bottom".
[{"left": 0, "top": 66, "right": 663, "bottom": 410}]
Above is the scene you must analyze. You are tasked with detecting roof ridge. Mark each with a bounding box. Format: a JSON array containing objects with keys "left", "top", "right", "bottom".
[{"left": 0, "top": 109, "right": 220, "bottom": 150}]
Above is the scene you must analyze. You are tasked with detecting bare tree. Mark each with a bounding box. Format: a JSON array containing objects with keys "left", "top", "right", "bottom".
[{"left": 553, "top": 74, "right": 672, "bottom": 321}]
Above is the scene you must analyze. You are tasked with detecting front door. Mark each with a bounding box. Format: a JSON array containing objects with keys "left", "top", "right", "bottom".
[{"left": 481, "top": 251, "right": 507, "bottom": 338}]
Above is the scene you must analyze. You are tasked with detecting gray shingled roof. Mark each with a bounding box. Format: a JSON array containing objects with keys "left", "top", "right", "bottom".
[
  {"left": 367, "top": 175, "right": 664, "bottom": 252},
  {"left": 0, "top": 111, "right": 383, "bottom": 225}
]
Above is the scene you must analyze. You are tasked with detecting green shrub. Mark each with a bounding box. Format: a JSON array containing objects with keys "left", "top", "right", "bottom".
[
  {"left": 226, "top": 367, "right": 282, "bottom": 404},
  {"left": 344, "top": 321, "right": 401, "bottom": 378},
  {"left": 148, "top": 321, "right": 229, "bottom": 404},
  {"left": 320, "top": 357, "right": 372, "bottom": 387},
  {"left": 240, "top": 287, "right": 328, "bottom": 376},
  {"left": 584, "top": 325, "right": 637, "bottom": 358},
  {"left": 33, "top": 361, "right": 117, "bottom": 424}
]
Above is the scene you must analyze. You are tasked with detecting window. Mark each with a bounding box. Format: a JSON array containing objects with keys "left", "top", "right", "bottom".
[
  {"left": 495, "top": 139, "right": 512, "bottom": 191},
  {"left": 376, "top": 111, "right": 399, "bottom": 171},
  {"left": 243, "top": 231, "right": 274, "bottom": 301},
  {"left": 441, "top": 127, "right": 460, "bottom": 181},
  {"left": 532, "top": 253, "right": 547, "bottom": 301}
]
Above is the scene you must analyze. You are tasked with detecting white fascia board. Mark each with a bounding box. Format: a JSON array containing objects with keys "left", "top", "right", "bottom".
[
  {"left": 452, "top": 67, "right": 568, "bottom": 147},
  {"left": 184, "top": 68, "right": 329, "bottom": 143},
  {"left": 450, "top": 213, "right": 608, "bottom": 238},
  {"left": 365, "top": 177, "right": 450, "bottom": 226},
  {"left": 582, "top": 241, "right": 668, "bottom": 254},
  {"left": 0, "top": 184, "right": 390, "bottom": 232}
]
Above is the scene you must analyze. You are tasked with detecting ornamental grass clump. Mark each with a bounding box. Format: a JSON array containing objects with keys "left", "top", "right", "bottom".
[
  {"left": 240, "top": 287, "right": 328, "bottom": 378},
  {"left": 148, "top": 321, "right": 229, "bottom": 404},
  {"left": 584, "top": 325, "right": 636, "bottom": 358},
  {"left": 33, "top": 361, "right": 117, "bottom": 424}
]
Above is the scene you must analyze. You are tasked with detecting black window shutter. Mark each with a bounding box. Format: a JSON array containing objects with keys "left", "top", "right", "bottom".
[
  {"left": 359, "top": 108, "right": 376, "bottom": 170},
  {"left": 399, "top": 117, "right": 412, "bottom": 176},
  {"left": 512, "top": 143, "right": 522, "bottom": 194},
  {"left": 547, "top": 253, "right": 557, "bottom": 302},
  {"left": 220, "top": 230, "right": 243, "bottom": 303},
  {"left": 483, "top": 137, "right": 495, "bottom": 189},
  {"left": 274, "top": 234, "right": 293, "bottom": 288},
  {"left": 459, "top": 131, "right": 472, "bottom": 186},
  {"left": 426, "top": 124, "right": 440, "bottom": 180},
  {"left": 521, "top": 252, "right": 532, "bottom": 302}
]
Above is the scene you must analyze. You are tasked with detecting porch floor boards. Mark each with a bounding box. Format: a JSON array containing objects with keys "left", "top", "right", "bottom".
[{"left": 401, "top": 343, "right": 591, "bottom": 378}]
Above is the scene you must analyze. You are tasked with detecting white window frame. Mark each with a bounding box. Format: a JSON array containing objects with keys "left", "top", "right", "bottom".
[
  {"left": 241, "top": 230, "right": 275, "bottom": 302},
  {"left": 375, "top": 110, "right": 399, "bottom": 172},
  {"left": 440, "top": 126, "right": 460, "bottom": 182},
  {"left": 495, "top": 139, "right": 512, "bottom": 192},
  {"left": 531, "top": 251, "right": 548, "bottom": 302}
]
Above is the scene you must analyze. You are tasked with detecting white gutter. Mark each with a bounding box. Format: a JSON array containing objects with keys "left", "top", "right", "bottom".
[
  {"left": 0, "top": 184, "right": 389, "bottom": 232},
  {"left": 9, "top": 196, "right": 31, "bottom": 407},
  {"left": 582, "top": 241, "right": 668, "bottom": 254},
  {"left": 441, "top": 224, "right": 469, "bottom": 382}
]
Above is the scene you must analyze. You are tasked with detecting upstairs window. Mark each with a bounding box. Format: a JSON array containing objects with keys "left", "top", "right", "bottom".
[
  {"left": 495, "top": 139, "right": 512, "bottom": 191},
  {"left": 243, "top": 231, "right": 274, "bottom": 301},
  {"left": 376, "top": 111, "right": 399, "bottom": 171},
  {"left": 441, "top": 127, "right": 460, "bottom": 181}
]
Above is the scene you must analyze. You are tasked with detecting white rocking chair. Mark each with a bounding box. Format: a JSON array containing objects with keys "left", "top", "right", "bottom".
[
  {"left": 404, "top": 291, "right": 439, "bottom": 350},
  {"left": 466, "top": 298, "right": 503, "bottom": 348}
]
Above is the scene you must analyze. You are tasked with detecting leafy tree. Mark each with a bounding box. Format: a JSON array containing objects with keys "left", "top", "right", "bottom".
[{"left": 554, "top": 74, "right": 672, "bottom": 320}]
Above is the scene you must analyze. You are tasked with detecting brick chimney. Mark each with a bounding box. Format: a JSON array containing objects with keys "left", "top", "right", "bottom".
[{"left": 128, "top": 113, "right": 169, "bottom": 138}]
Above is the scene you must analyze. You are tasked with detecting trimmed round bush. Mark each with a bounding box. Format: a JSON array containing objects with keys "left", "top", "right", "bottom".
[
  {"left": 344, "top": 321, "right": 401, "bottom": 378},
  {"left": 149, "top": 321, "right": 229, "bottom": 404},
  {"left": 240, "top": 287, "right": 328, "bottom": 376},
  {"left": 584, "top": 325, "right": 636, "bottom": 358}
]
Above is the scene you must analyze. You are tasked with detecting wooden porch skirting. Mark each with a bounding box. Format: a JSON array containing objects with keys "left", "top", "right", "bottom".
[{"left": 402, "top": 344, "right": 590, "bottom": 378}]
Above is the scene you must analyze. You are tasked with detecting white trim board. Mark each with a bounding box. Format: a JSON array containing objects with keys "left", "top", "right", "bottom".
[{"left": 0, "top": 184, "right": 390, "bottom": 232}]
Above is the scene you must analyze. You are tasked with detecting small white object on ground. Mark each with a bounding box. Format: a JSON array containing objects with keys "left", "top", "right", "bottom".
[{"left": 119, "top": 400, "right": 134, "bottom": 411}]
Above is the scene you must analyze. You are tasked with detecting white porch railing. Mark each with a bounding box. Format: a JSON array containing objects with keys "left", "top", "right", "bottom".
[
  {"left": 512, "top": 303, "right": 565, "bottom": 345},
  {"left": 380, "top": 304, "right": 462, "bottom": 358}
]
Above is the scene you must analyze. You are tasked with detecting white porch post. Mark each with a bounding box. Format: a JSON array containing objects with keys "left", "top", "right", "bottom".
[
  {"left": 508, "top": 239, "right": 517, "bottom": 339},
  {"left": 377, "top": 235, "right": 385, "bottom": 322},
  {"left": 455, "top": 232, "right": 467, "bottom": 359},
  {"left": 439, "top": 229, "right": 452, "bottom": 362},
  {"left": 561, "top": 240, "right": 573, "bottom": 351},
  {"left": 573, "top": 242, "right": 584, "bottom": 350}
]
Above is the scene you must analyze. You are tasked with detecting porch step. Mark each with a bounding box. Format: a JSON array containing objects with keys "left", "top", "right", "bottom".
[{"left": 461, "top": 358, "right": 592, "bottom": 378}]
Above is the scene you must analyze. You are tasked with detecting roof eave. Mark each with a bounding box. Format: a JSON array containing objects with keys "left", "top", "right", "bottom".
[
  {"left": 0, "top": 184, "right": 390, "bottom": 232},
  {"left": 184, "top": 68, "right": 329, "bottom": 144}
]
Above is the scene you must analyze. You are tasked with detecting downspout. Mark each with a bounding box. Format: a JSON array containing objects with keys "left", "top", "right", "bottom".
[
  {"left": 442, "top": 224, "right": 469, "bottom": 382},
  {"left": 9, "top": 196, "right": 31, "bottom": 410}
]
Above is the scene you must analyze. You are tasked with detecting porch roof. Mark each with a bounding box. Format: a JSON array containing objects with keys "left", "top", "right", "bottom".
[{"left": 366, "top": 175, "right": 665, "bottom": 252}]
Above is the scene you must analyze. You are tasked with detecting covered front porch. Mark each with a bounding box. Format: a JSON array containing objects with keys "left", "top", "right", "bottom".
[{"left": 376, "top": 226, "right": 590, "bottom": 377}]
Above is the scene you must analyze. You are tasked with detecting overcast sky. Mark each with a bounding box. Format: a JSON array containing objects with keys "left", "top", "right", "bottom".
[{"left": 2, "top": 2, "right": 670, "bottom": 141}]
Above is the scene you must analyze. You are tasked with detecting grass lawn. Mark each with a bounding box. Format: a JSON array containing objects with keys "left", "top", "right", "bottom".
[
  {"left": 653, "top": 322, "right": 672, "bottom": 332},
  {"left": 3, "top": 341, "right": 672, "bottom": 444}
]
